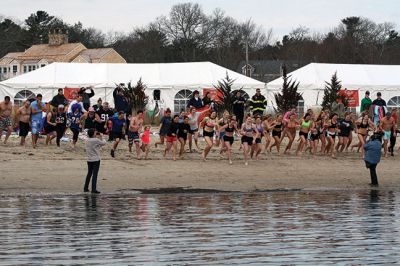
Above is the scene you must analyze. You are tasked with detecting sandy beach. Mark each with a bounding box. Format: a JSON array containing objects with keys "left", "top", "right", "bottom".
[{"left": 0, "top": 133, "right": 399, "bottom": 194}]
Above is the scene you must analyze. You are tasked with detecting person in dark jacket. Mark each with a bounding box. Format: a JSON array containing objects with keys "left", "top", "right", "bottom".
[
  {"left": 79, "top": 87, "right": 95, "bottom": 111},
  {"left": 372, "top": 92, "right": 386, "bottom": 107},
  {"left": 233, "top": 90, "right": 246, "bottom": 127},
  {"left": 50, "top": 89, "right": 68, "bottom": 110},
  {"left": 249, "top": 88, "right": 267, "bottom": 116},
  {"left": 187, "top": 90, "right": 203, "bottom": 109},
  {"left": 113, "top": 85, "right": 129, "bottom": 113},
  {"left": 364, "top": 133, "right": 383, "bottom": 186}
]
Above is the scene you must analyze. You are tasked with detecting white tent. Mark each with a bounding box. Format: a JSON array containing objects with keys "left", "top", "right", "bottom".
[
  {"left": 267, "top": 63, "right": 400, "bottom": 112},
  {"left": 0, "top": 62, "right": 265, "bottom": 113}
]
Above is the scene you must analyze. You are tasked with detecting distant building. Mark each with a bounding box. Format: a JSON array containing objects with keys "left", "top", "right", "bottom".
[
  {"left": 0, "top": 29, "right": 126, "bottom": 81},
  {"left": 237, "top": 60, "right": 307, "bottom": 83}
]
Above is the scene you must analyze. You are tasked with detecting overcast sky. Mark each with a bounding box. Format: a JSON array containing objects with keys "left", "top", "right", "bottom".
[{"left": 1, "top": 0, "right": 399, "bottom": 40}]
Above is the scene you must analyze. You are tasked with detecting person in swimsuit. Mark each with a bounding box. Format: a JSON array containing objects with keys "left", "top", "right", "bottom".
[
  {"left": 379, "top": 112, "right": 396, "bottom": 158},
  {"left": 241, "top": 116, "right": 258, "bottom": 165},
  {"left": 316, "top": 111, "right": 328, "bottom": 155},
  {"left": 140, "top": 125, "right": 151, "bottom": 160},
  {"left": 187, "top": 106, "right": 210, "bottom": 152},
  {"left": 351, "top": 113, "right": 375, "bottom": 158},
  {"left": 16, "top": 100, "right": 31, "bottom": 146},
  {"left": 219, "top": 116, "right": 239, "bottom": 164},
  {"left": 250, "top": 116, "right": 264, "bottom": 160},
  {"left": 155, "top": 108, "right": 172, "bottom": 148},
  {"left": 262, "top": 115, "right": 274, "bottom": 153},
  {"left": 178, "top": 116, "right": 191, "bottom": 159},
  {"left": 345, "top": 112, "right": 356, "bottom": 152},
  {"left": 164, "top": 114, "right": 180, "bottom": 161},
  {"left": 324, "top": 113, "right": 339, "bottom": 158},
  {"left": 296, "top": 113, "right": 313, "bottom": 156},
  {"left": 336, "top": 112, "right": 353, "bottom": 153},
  {"left": 0, "top": 96, "right": 13, "bottom": 145},
  {"left": 269, "top": 114, "right": 283, "bottom": 154},
  {"left": 128, "top": 110, "right": 144, "bottom": 159},
  {"left": 201, "top": 111, "right": 218, "bottom": 161},
  {"left": 284, "top": 113, "right": 298, "bottom": 154},
  {"left": 216, "top": 111, "right": 229, "bottom": 149},
  {"left": 44, "top": 108, "right": 57, "bottom": 145}
]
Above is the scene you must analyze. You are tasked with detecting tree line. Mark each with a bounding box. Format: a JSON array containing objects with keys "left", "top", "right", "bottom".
[{"left": 1, "top": 3, "right": 400, "bottom": 72}]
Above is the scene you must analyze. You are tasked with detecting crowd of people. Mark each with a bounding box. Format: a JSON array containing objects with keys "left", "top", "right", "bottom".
[{"left": 0, "top": 88, "right": 399, "bottom": 163}]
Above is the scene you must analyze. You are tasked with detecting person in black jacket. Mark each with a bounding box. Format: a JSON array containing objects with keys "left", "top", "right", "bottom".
[
  {"left": 50, "top": 89, "right": 68, "bottom": 110},
  {"left": 233, "top": 90, "right": 246, "bottom": 126},
  {"left": 113, "top": 85, "right": 129, "bottom": 113},
  {"left": 372, "top": 92, "right": 386, "bottom": 107},
  {"left": 79, "top": 87, "right": 95, "bottom": 111},
  {"left": 187, "top": 90, "right": 203, "bottom": 109},
  {"left": 249, "top": 88, "right": 267, "bottom": 116}
]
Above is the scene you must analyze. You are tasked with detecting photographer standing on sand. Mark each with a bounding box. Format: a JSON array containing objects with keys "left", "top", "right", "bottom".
[{"left": 84, "top": 129, "right": 106, "bottom": 194}]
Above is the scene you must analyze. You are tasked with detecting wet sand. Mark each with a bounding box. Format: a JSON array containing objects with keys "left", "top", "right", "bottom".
[{"left": 0, "top": 133, "right": 399, "bottom": 194}]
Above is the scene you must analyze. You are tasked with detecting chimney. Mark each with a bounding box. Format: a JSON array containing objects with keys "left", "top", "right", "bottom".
[{"left": 48, "top": 29, "right": 69, "bottom": 46}]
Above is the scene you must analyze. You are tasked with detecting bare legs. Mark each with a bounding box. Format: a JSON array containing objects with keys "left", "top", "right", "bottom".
[{"left": 201, "top": 136, "right": 213, "bottom": 161}]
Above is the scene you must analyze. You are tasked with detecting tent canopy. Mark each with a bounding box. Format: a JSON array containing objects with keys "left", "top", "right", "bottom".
[
  {"left": 267, "top": 63, "right": 400, "bottom": 90},
  {"left": 0, "top": 61, "right": 265, "bottom": 90}
]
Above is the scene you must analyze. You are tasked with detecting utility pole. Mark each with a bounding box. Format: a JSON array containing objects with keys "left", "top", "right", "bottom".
[{"left": 245, "top": 40, "right": 250, "bottom": 77}]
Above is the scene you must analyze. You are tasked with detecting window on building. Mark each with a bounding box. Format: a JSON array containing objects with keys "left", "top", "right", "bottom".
[
  {"left": 32, "top": 65, "right": 36, "bottom": 71},
  {"left": 3, "top": 67, "right": 7, "bottom": 73},
  {"left": 174, "top": 89, "right": 193, "bottom": 113},
  {"left": 387, "top": 96, "right": 400, "bottom": 111},
  {"left": 14, "top": 90, "right": 36, "bottom": 106},
  {"left": 12, "top": 65, "right": 17, "bottom": 73},
  {"left": 41, "top": 64, "right": 46, "bottom": 68},
  {"left": 23, "top": 66, "right": 27, "bottom": 73},
  {"left": 28, "top": 66, "right": 32, "bottom": 72}
]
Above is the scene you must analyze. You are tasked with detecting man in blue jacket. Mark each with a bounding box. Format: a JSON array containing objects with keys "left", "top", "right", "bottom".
[{"left": 364, "top": 133, "right": 383, "bottom": 186}]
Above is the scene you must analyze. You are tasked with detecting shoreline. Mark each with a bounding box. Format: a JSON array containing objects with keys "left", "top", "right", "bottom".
[{"left": 1, "top": 135, "right": 399, "bottom": 195}]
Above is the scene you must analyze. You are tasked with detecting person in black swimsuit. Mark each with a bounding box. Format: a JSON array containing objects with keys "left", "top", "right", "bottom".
[
  {"left": 241, "top": 116, "right": 258, "bottom": 165},
  {"left": 324, "top": 113, "right": 339, "bottom": 158},
  {"left": 219, "top": 116, "right": 238, "bottom": 164},
  {"left": 269, "top": 114, "right": 283, "bottom": 155}
]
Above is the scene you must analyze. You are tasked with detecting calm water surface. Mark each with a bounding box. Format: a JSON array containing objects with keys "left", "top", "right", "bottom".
[{"left": 1, "top": 190, "right": 400, "bottom": 265}]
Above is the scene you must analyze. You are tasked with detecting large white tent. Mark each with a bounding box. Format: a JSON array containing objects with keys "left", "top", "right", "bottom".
[
  {"left": 0, "top": 62, "right": 265, "bottom": 113},
  {"left": 267, "top": 63, "right": 400, "bottom": 112}
]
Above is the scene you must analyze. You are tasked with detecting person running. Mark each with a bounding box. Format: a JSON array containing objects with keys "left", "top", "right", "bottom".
[
  {"left": 95, "top": 102, "right": 114, "bottom": 136},
  {"left": 68, "top": 103, "right": 84, "bottom": 149},
  {"left": 308, "top": 124, "right": 320, "bottom": 156},
  {"left": 44, "top": 108, "right": 57, "bottom": 145},
  {"left": 84, "top": 129, "right": 106, "bottom": 194},
  {"left": 269, "top": 114, "right": 283, "bottom": 154},
  {"left": 389, "top": 108, "right": 398, "bottom": 156},
  {"left": 82, "top": 107, "right": 97, "bottom": 132},
  {"left": 164, "top": 114, "right": 180, "bottom": 160},
  {"left": 316, "top": 111, "right": 328, "bottom": 155},
  {"left": 178, "top": 116, "right": 191, "bottom": 159},
  {"left": 241, "top": 116, "right": 258, "bottom": 165},
  {"left": 140, "top": 125, "right": 151, "bottom": 160},
  {"left": 30, "top": 94, "right": 47, "bottom": 148},
  {"left": 336, "top": 112, "right": 353, "bottom": 153},
  {"left": 379, "top": 112, "right": 395, "bottom": 158},
  {"left": 0, "top": 96, "right": 14, "bottom": 144},
  {"left": 216, "top": 111, "right": 229, "bottom": 148},
  {"left": 219, "top": 116, "right": 238, "bottom": 164},
  {"left": 128, "top": 110, "right": 144, "bottom": 159},
  {"left": 188, "top": 107, "right": 200, "bottom": 152},
  {"left": 55, "top": 105, "right": 67, "bottom": 147},
  {"left": 324, "top": 113, "right": 339, "bottom": 158},
  {"left": 262, "top": 115, "right": 274, "bottom": 153},
  {"left": 155, "top": 108, "right": 171, "bottom": 148},
  {"left": 16, "top": 100, "right": 31, "bottom": 146},
  {"left": 351, "top": 113, "right": 375, "bottom": 158},
  {"left": 345, "top": 112, "right": 356, "bottom": 152},
  {"left": 296, "top": 113, "right": 313, "bottom": 156},
  {"left": 110, "top": 111, "right": 126, "bottom": 158},
  {"left": 201, "top": 111, "right": 218, "bottom": 161},
  {"left": 283, "top": 113, "right": 298, "bottom": 154},
  {"left": 251, "top": 116, "right": 264, "bottom": 160}
]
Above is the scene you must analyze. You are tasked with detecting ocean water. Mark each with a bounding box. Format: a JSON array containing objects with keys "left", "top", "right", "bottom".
[{"left": 1, "top": 190, "right": 399, "bottom": 265}]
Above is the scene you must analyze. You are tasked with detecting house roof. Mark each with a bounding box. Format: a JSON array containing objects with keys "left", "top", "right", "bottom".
[
  {"left": 17, "top": 43, "right": 85, "bottom": 62},
  {"left": 78, "top": 48, "right": 113, "bottom": 62},
  {"left": 0, "top": 52, "right": 24, "bottom": 65}
]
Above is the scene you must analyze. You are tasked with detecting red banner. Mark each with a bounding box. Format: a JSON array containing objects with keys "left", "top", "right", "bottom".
[
  {"left": 202, "top": 88, "right": 223, "bottom": 103},
  {"left": 339, "top": 89, "right": 359, "bottom": 107},
  {"left": 64, "top": 88, "right": 80, "bottom": 100}
]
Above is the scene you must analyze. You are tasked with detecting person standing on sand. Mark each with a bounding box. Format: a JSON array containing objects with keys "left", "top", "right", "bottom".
[
  {"left": 16, "top": 100, "right": 31, "bottom": 146},
  {"left": 30, "top": 94, "right": 47, "bottom": 148},
  {"left": 84, "top": 129, "right": 106, "bottom": 194},
  {"left": 128, "top": 110, "right": 144, "bottom": 159},
  {"left": 364, "top": 133, "right": 383, "bottom": 187},
  {"left": 0, "top": 96, "right": 14, "bottom": 144},
  {"left": 379, "top": 112, "right": 395, "bottom": 158},
  {"left": 55, "top": 105, "right": 67, "bottom": 147}
]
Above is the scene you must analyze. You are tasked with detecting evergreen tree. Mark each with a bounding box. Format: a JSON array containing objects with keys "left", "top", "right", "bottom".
[
  {"left": 321, "top": 72, "right": 347, "bottom": 110},
  {"left": 214, "top": 72, "right": 237, "bottom": 114},
  {"left": 274, "top": 64, "right": 302, "bottom": 113}
]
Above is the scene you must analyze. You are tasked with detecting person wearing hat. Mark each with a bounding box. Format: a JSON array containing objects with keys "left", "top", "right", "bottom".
[
  {"left": 379, "top": 111, "right": 396, "bottom": 157},
  {"left": 187, "top": 90, "right": 204, "bottom": 109},
  {"left": 364, "top": 133, "right": 383, "bottom": 186},
  {"left": 360, "top": 91, "right": 372, "bottom": 112}
]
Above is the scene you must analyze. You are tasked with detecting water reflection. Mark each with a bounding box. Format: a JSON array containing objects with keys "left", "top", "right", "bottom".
[{"left": 1, "top": 190, "right": 400, "bottom": 265}]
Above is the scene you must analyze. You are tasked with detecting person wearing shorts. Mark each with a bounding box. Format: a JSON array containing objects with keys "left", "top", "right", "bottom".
[
  {"left": 164, "top": 115, "right": 180, "bottom": 160},
  {"left": 379, "top": 112, "right": 395, "bottom": 158},
  {"left": 16, "top": 100, "right": 31, "bottom": 146},
  {"left": 110, "top": 111, "right": 126, "bottom": 158},
  {"left": 30, "top": 94, "right": 47, "bottom": 148},
  {"left": 178, "top": 116, "right": 191, "bottom": 159},
  {"left": 240, "top": 116, "right": 258, "bottom": 165},
  {"left": 0, "top": 96, "right": 13, "bottom": 144},
  {"left": 68, "top": 103, "right": 84, "bottom": 149},
  {"left": 127, "top": 110, "right": 144, "bottom": 159}
]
